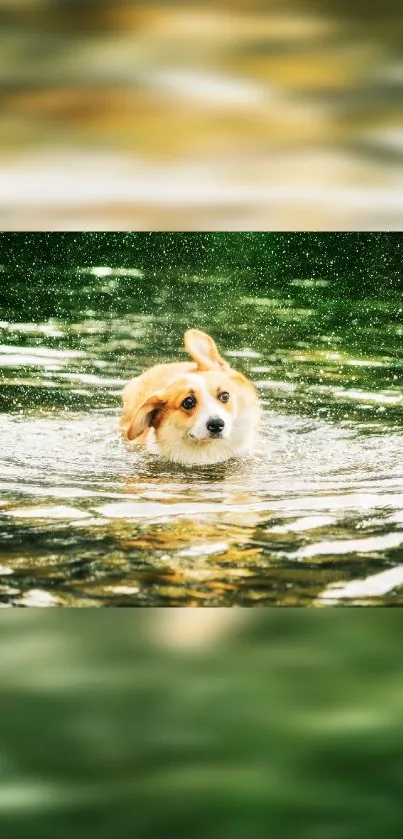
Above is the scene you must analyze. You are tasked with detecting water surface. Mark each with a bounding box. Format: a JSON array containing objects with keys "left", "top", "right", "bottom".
[{"left": 1, "top": 241, "right": 403, "bottom": 606}]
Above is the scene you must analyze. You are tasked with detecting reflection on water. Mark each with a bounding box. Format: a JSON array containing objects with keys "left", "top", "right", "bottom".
[
  {"left": 1, "top": 1, "right": 403, "bottom": 229},
  {"left": 1, "top": 235, "right": 403, "bottom": 606}
]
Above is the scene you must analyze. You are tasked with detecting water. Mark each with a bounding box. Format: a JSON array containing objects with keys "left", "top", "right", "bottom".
[{"left": 1, "top": 236, "right": 403, "bottom": 606}]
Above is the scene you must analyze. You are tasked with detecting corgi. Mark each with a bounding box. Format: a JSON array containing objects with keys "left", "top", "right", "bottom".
[{"left": 119, "top": 329, "right": 261, "bottom": 467}]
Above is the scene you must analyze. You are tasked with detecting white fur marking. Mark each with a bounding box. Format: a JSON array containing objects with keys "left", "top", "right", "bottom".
[{"left": 187, "top": 375, "right": 233, "bottom": 441}]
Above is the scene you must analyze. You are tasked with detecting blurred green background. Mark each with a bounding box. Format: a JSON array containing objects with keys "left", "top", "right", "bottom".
[{"left": 1, "top": 610, "right": 403, "bottom": 838}]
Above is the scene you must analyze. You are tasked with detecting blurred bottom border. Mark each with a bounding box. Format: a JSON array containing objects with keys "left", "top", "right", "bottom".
[{"left": 0, "top": 608, "right": 403, "bottom": 839}]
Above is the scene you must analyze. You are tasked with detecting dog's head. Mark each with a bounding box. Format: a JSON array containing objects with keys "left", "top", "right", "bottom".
[{"left": 125, "top": 330, "right": 260, "bottom": 465}]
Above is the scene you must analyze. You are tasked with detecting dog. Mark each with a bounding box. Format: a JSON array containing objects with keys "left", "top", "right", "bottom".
[{"left": 119, "top": 329, "right": 261, "bottom": 466}]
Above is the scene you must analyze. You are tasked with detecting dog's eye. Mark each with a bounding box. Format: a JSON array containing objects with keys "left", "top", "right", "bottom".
[
  {"left": 218, "top": 391, "right": 230, "bottom": 403},
  {"left": 181, "top": 394, "right": 197, "bottom": 410}
]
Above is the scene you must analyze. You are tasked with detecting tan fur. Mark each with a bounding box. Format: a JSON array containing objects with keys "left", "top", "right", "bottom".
[{"left": 120, "top": 329, "right": 260, "bottom": 466}]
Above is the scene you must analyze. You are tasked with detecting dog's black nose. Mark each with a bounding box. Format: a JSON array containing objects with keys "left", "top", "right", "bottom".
[{"left": 206, "top": 417, "right": 225, "bottom": 435}]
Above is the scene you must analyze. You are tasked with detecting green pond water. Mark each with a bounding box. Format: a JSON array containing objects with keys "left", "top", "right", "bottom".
[{"left": 0, "top": 233, "right": 403, "bottom": 606}]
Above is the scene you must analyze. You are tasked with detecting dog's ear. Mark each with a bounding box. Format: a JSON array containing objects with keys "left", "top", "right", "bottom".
[
  {"left": 121, "top": 392, "right": 166, "bottom": 441},
  {"left": 184, "top": 329, "right": 230, "bottom": 372}
]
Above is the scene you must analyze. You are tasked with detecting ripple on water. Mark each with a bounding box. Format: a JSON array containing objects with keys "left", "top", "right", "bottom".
[{"left": 0, "top": 408, "right": 403, "bottom": 606}]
